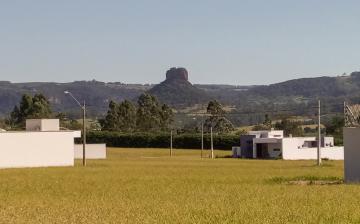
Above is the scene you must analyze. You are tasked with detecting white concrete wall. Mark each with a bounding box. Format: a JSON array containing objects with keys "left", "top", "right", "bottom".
[
  {"left": 0, "top": 131, "right": 75, "bottom": 168},
  {"left": 248, "top": 130, "right": 284, "bottom": 138},
  {"left": 344, "top": 128, "right": 360, "bottom": 183},
  {"left": 268, "top": 130, "right": 284, "bottom": 138},
  {"left": 282, "top": 138, "right": 343, "bottom": 160},
  {"left": 74, "top": 144, "right": 107, "bottom": 159},
  {"left": 323, "top": 137, "right": 334, "bottom": 147},
  {"left": 26, "top": 119, "right": 60, "bottom": 131}
]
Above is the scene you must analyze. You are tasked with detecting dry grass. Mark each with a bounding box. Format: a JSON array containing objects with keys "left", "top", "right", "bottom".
[{"left": 0, "top": 148, "right": 359, "bottom": 224}]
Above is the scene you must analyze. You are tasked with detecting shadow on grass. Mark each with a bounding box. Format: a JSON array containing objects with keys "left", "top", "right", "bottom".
[
  {"left": 300, "top": 161, "right": 336, "bottom": 168},
  {"left": 267, "top": 175, "right": 344, "bottom": 186},
  {"left": 214, "top": 155, "right": 233, "bottom": 159}
]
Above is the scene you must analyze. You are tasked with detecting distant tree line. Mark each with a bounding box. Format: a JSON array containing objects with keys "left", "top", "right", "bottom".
[
  {"left": 252, "top": 114, "right": 304, "bottom": 137},
  {"left": 3, "top": 92, "right": 345, "bottom": 147},
  {"left": 101, "top": 93, "right": 174, "bottom": 132},
  {"left": 203, "top": 100, "right": 234, "bottom": 133},
  {"left": 5, "top": 93, "right": 236, "bottom": 135},
  {"left": 86, "top": 131, "right": 239, "bottom": 150},
  {"left": 101, "top": 95, "right": 236, "bottom": 134},
  {"left": 9, "top": 94, "right": 52, "bottom": 127},
  {"left": 7, "top": 93, "right": 84, "bottom": 130}
]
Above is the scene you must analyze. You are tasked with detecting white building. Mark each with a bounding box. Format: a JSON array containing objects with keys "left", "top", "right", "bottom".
[
  {"left": 0, "top": 119, "right": 81, "bottom": 169},
  {"left": 344, "top": 127, "right": 360, "bottom": 183},
  {"left": 236, "top": 130, "right": 343, "bottom": 160}
]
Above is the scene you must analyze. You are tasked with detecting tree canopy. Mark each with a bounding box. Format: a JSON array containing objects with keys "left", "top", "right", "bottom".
[
  {"left": 204, "top": 100, "right": 234, "bottom": 133},
  {"left": 10, "top": 93, "right": 52, "bottom": 127},
  {"left": 102, "top": 100, "right": 137, "bottom": 132},
  {"left": 274, "top": 118, "right": 303, "bottom": 137},
  {"left": 102, "top": 94, "right": 174, "bottom": 132}
]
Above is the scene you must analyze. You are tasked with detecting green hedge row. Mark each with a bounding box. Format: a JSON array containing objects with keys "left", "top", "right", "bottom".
[{"left": 85, "top": 131, "right": 240, "bottom": 150}]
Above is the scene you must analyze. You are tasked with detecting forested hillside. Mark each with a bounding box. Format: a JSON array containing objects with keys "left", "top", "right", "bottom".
[{"left": 1, "top": 71, "right": 360, "bottom": 124}]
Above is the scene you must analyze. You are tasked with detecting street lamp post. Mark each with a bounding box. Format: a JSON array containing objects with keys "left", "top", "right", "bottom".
[
  {"left": 193, "top": 116, "right": 204, "bottom": 158},
  {"left": 64, "top": 91, "right": 86, "bottom": 166},
  {"left": 201, "top": 117, "right": 204, "bottom": 159},
  {"left": 317, "top": 100, "right": 321, "bottom": 166}
]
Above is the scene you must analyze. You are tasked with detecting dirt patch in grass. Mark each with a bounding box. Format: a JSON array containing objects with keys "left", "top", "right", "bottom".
[{"left": 268, "top": 176, "right": 343, "bottom": 185}]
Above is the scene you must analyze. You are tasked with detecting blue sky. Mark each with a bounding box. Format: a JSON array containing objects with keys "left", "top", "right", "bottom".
[{"left": 0, "top": 0, "right": 359, "bottom": 85}]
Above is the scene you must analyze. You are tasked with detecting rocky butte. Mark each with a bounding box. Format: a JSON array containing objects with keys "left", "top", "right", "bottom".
[
  {"left": 165, "top": 67, "right": 189, "bottom": 82},
  {"left": 148, "top": 67, "right": 209, "bottom": 107}
]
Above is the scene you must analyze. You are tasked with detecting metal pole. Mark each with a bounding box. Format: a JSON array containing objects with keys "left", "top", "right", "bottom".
[
  {"left": 83, "top": 101, "right": 86, "bottom": 166},
  {"left": 317, "top": 100, "right": 321, "bottom": 166},
  {"left": 170, "top": 130, "right": 173, "bottom": 157},
  {"left": 201, "top": 119, "right": 204, "bottom": 158},
  {"left": 344, "top": 101, "right": 347, "bottom": 127},
  {"left": 211, "top": 127, "right": 214, "bottom": 159}
]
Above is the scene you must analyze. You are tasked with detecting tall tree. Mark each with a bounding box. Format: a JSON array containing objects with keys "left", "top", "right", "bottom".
[
  {"left": 325, "top": 116, "right": 344, "bottom": 136},
  {"left": 10, "top": 93, "right": 52, "bottom": 127},
  {"left": 0, "top": 118, "right": 7, "bottom": 130},
  {"left": 275, "top": 118, "right": 303, "bottom": 137},
  {"left": 102, "top": 100, "right": 120, "bottom": 131},
  {"left": 263, "top": 114, "right": 272, "bottom": 129},
  {"left": 159, "top": 104, "right": 174, "bottom": 131},
  {"left": 30, "top": 94, "right": 52, "bottom": 118},
  {"left": 324, "top": 116, "right": 344, "bottom": 145},
  {"left": 204, "top": 100, "right": 234, "bottom": 133},
  {"left": 252, "top": 114, "right": 272, "bottom": 131},
  {"left": 117, "top": 100, "right": 137, "bottom": 132},
  {"left": 136, "top": 93, "right": 162, "bottom": 131},
  {"left": 102, "top": 94, "right": 173, "bottom": 132}
]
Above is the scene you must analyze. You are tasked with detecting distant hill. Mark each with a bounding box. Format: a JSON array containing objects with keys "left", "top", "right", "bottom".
[
  {"left": 244, "top": 72, "right": 360, "bottom": 105},
  {"left": 1, "top": 70, "right": 360, "bottom": 120},
  {"left": 249, "top": 76, "right": 349, "bottom": 97},
  {"left": 0, "top": 81, "right": 150, "bottom": 117}
]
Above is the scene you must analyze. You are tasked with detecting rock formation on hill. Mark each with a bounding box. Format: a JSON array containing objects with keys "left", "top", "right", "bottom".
[
  {"left": 166, "top": 67, "right": 189, "bottom": 81},
  {"left": 148, "top": 67, "right": 210, "bottom": 107}
]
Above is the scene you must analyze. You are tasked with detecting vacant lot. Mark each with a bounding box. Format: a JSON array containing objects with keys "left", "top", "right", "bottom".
[{"left": 0, "top": 148, "right": 359, "bottom": 224}]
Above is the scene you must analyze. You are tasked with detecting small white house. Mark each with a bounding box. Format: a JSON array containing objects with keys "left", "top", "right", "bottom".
[
  {"left": 0, "top": 119, "right": 81, "bottom": 169},
  {"left": 74, "top": 144, "right": 107, "bottom": 159},
  {"left": 237, "top": 130, "right": 343, "bottom": 160}
]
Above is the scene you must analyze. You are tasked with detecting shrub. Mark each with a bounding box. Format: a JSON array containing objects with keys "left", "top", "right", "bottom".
[{"left": 86, "top": 131, "right": 239, "bottom": 150}]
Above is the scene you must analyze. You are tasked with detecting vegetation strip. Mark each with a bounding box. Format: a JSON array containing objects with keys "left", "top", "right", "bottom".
[{"left": 268, "top": 175, "right": 344, "bottom": 185}]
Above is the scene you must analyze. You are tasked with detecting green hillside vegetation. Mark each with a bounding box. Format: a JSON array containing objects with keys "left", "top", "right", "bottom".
[{"left": 1, "top": 71, "right": 360, "bottom": 128}]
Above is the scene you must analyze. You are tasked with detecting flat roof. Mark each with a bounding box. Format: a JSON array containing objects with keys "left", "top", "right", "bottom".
[
  {"left": 253, "top": 138, "right": 281, "bottom": 144},
  {"left": 0, "top": 130, "right": 78, "bottom": 133}
]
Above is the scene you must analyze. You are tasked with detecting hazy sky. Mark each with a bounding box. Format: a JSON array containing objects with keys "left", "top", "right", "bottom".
[{"left": 1, "top": 0, "right": 359, "bottom": 85}]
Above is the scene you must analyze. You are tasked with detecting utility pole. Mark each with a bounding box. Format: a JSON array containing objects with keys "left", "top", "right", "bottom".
[
  {"left": 317, "top": 100, "right": 321, "bottom": 166},
  {"left": 211, "top": 126, "right": 214, "bottom": 159},
  {"left": 170, "top": 130, "right": 173, "bottom": 157},
  {"left": 64, "top": 91, "right": 86, "bottom": 166},
  {"left": 201, "top": 115, "right": 204, "bottom": 158},
  {"left": 344, "top": 101, "right": 347, "bottom": 127},
  {"left": 83, "top": 100, "right": 86, "bottom": 166}
]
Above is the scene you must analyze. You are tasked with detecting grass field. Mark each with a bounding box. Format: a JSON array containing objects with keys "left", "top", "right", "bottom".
[{"left": 0, "top": 148, "right": 359, "bottom": 224}]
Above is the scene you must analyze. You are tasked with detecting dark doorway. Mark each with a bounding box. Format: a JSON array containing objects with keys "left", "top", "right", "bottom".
[{"left": 256, "top": 144, "right": 270, "bottom": 158}]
